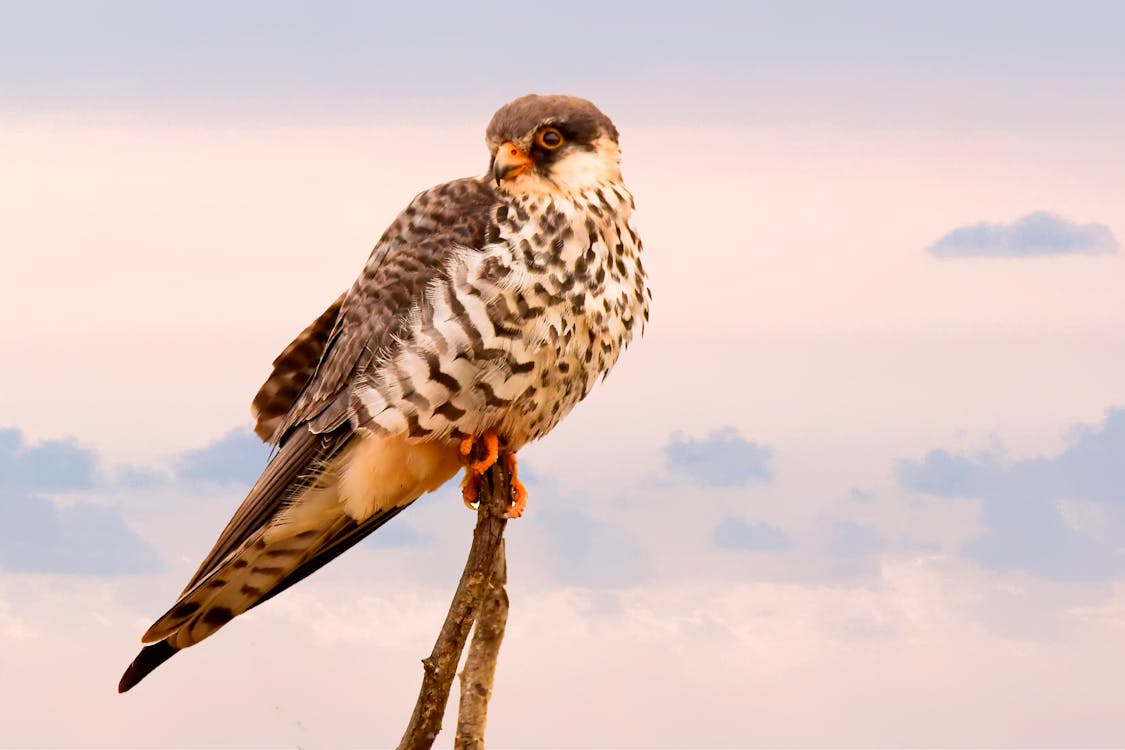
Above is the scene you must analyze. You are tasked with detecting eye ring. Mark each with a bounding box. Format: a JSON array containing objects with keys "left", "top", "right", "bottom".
[{"left": 535, "top": 127, "right": 565, "bottom": 150}]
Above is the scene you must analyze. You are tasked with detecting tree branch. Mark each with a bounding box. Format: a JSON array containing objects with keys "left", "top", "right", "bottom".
[
  {"left": 396, "top": 453, "right": 512, "bottom": 750},
  {"left": 455, "top": 539, "right": 509, "bottom": 750}
]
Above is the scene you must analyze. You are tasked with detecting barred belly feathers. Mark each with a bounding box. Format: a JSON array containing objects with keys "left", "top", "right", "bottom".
[{"left": 355, "top": 182, "right": 646, "bottom": 448}]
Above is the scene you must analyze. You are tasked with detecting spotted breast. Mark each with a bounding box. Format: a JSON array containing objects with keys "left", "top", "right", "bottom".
[{"left": 354, "top": 179, "right": 649, "bottom": 450}]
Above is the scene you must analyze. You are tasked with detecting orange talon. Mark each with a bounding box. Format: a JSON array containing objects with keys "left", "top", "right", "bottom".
[
  {"left": 461, "top": 471, "right": 480, "bottom": 509},
  {"left": 458, "top": 432, "right": 527, "bottom": 517},
  {"left": 470, "top": 431, "right": 499, "bottom": 474},
  {"left": 507, "top": 478, "right": 528, "bottom": 519},
  {"left": 459, "top": 431, "right": 499, "bottom": 512}
]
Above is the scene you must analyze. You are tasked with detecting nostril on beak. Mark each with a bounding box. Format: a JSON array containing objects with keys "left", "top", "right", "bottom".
[{"left": 493, "top": 141, "right": 532, "bottom": 185}]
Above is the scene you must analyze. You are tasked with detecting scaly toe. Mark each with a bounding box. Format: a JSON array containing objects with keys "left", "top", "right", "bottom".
[{"left": 470, "top": 431, "right": 500, "bottom": 474}]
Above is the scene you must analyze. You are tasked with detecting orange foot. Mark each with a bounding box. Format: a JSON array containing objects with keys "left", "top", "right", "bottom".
[
  {"left": 461, "top": 471, "right": 481, "bottom": 510},
  {"left": 459, "top": 431, "right": 528, "bottom": 519},
  {"left": 460, "top": 431, "right": 499, "bottom": 475},
  {"left": 460, "top": 430, "right": 499, "bottom": 510}
]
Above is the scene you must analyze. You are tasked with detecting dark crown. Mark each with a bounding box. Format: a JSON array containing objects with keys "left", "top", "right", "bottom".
[{"left": 486, "top": 94, "right": 618, "bottom": 148}]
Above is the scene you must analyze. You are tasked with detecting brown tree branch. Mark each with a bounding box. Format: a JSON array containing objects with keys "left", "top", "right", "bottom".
[
  {"left": 455, "top": 538, "right": 509, "bottom": 750},
  {"left": 396, "top": 452, "right": 512, "bottom": 750}
]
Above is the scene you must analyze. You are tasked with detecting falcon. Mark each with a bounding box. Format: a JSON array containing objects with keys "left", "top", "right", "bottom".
[{"left": 118, "top": 94, "right": 650, "bottom": 692}]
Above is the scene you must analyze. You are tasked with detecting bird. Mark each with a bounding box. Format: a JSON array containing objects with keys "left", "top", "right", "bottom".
[{"left": 118, "top": 94, "right": 651, "bottom": 693}]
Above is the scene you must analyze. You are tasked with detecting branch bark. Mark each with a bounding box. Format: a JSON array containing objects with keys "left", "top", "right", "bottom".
[
  {"left": 455, "top": 539, "right": 509, "bottom": 750},
  {"left": 396, "top": 453, "right": 512, "bottom": 750}
]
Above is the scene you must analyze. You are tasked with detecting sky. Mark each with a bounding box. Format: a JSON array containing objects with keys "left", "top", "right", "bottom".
[{"left": 2, "top": 1, "right": 1125, "bottom": 747}]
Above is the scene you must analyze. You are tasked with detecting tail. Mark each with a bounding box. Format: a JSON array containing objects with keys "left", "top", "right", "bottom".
[
  {"left": 117, "top": 431, "right": 460, "bottom": 692},
  {"left": 117, "top": 506, "right": 397, "bottom": 693},
  {"left": 118, "top": 641, "right": 177, "bottom": 693}
]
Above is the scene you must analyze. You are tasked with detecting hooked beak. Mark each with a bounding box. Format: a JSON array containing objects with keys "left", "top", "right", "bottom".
[{"left": 493, "top": 141, "right": 533, "bottom": 185}]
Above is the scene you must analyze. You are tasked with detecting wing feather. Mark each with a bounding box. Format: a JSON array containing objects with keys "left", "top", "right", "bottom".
[
  {"left": 120, "top": 176, "right": 500, "bottom": 692},
  {"left": 270, "top": 177, "right": 500, "bottom": 440},
  {"left": 182, "top": 424, "right": 349, "bottom": 592},
  {"left": 251, "top": 293, "right": 345, "bottom": 442}
]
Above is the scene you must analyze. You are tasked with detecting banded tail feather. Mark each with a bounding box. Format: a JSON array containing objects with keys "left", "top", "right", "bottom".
[
  {"left": 118, "top": 504, "right": 406, "bottom": 693},
  {"left": 117, "top": 428, "right": 461, "bottom": 692}
]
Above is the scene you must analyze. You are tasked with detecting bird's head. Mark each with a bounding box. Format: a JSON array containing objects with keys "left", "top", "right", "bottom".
[{"left": 486, "top": 94, "right": 621, "bottom": 197}]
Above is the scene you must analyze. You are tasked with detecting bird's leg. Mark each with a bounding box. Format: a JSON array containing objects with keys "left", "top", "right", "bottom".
[
  {"left": 459, "top": 431, "right": 499, "bottom": 510},
  {"left": 472, "top": 432, "right": 500, "bottom": 474},
  {"left": 459, "top": 431, "right": 527, "bottom": 517}
]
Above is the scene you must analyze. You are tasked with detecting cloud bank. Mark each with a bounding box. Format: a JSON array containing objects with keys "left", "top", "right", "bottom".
[
  {"left": 926, "top": 211, "right": 1119, "bottom": 258},
  {"left": 173, "top": 428, "right": 271, "bottom": 486},
  {"left": 897, "top": 408, "right": 1125, "bottom": 579},
  {"left": 0, "top": 429, "right": 159, "bottom": 575},
  {"left": 0, "top": 428, "right": 94, "bottom": 491},
  {"left": 665, "top": 428, "right": 773, "bottom": 487},
  {"left": 0, "top": 426, "right": 273, "bottom": 576},
  {"left": 714, "top": 517, "right": 790, "bottom": 551}
]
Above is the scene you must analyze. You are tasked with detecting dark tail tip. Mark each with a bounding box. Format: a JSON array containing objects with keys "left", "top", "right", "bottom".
[{"left": 118, "top": 640, "right": 178, "bottom": 693}]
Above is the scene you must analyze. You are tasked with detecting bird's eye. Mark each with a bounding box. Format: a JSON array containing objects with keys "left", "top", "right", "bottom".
[{"left": 535, "top": 127, "right": 564, "bottom": 150}]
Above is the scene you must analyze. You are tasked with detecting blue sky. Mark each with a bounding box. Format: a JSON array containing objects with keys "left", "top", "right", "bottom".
[
  {"left": 4, "top": 1, "right": 1125, "bottom": 128},
  {"left": 3, "top": 2, "right": 1125, "bottom": 746}
]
